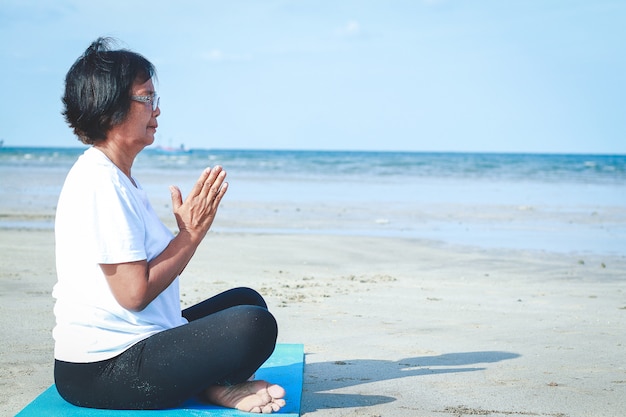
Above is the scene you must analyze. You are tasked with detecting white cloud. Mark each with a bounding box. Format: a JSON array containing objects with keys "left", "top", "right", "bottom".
[
  {"left": 204, "top": 49, "right": 225, "bottom": 61},
  {"left": 336, "top": 20, "right": 360, "bottom": 37}
]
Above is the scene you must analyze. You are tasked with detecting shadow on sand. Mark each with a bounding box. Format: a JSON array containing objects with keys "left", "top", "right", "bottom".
[{"left": 301, "top": 350, "right": 520, "bottom": 413}]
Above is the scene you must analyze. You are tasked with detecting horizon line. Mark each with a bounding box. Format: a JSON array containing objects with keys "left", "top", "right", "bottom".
[{"left": 1, "top": 144, "right": 625, "bottom": 157}]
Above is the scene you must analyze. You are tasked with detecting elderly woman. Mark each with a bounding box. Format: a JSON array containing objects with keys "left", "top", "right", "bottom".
[{"left": 52, "top": 37, "right": 285, "bottom": 413}]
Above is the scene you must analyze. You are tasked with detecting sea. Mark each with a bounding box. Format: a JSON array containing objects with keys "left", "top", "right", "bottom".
[{"left": 1, "top": 146, "right": 625, "bottom": 254}]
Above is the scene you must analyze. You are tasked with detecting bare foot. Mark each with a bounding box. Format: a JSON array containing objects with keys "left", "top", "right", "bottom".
[{"left": 204, "top": 380, "right": 286, "bottom": 414}]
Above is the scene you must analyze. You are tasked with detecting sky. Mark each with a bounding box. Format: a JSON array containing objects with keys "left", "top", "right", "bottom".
[{"left": 0, "top": 0, "right": 624, "bottom": 153}]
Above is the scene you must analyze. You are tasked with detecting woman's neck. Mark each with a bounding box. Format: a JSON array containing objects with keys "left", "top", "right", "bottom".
[{"left": 94, "top": 141, "right": 137, "bottom": 184}]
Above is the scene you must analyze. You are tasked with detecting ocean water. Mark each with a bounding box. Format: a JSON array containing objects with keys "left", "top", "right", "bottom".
[
  {"left": 1, "top": 146, "right": 625, "bottom": 254},
  {"left": 3, "top": 146, "right": 623, "bottom": 183}
]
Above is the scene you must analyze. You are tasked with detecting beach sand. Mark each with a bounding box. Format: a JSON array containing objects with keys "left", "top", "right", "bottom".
[{"left": 2, "top": 227, "right": 625, "bottom": 416}]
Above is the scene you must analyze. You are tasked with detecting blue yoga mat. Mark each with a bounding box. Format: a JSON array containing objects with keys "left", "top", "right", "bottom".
[{"left": 16, "top": 343, "right": 304, "bottom": 416}]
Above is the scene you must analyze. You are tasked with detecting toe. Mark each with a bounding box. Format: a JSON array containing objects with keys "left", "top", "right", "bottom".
[{"left": 267, "top": 384, "right": 286, "bottom": 399}]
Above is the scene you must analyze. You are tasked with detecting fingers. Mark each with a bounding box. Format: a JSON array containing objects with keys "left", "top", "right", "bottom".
[
  {"left": 189, "top": 166, "right": 227, "bottom": 200},
  {"left": 200, "top": 166, "right": 227, "bottom": 201},
  {"left": 183, "top": 168, "right": 227, "bottom": 222},
  {"left": 169, "top": 185, "right": 183, "bottom": 211},
  {"left": 177, "top": 166, "right": 228, "bottom": 226},
  {"left": 212, "top": 181, "right": 228, "bottom": 207},
  {"left": 188, "top": 167, "right": 213, "bottom": 199}
]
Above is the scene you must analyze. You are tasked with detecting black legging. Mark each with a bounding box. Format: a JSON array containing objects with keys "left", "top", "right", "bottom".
[{"left": 54, "top": 287, "right": 278, "bottom": 410}]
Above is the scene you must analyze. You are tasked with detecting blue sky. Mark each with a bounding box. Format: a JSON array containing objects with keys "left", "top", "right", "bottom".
[{"left": 0, "top": 0, "right": 624, "bottom": 153}]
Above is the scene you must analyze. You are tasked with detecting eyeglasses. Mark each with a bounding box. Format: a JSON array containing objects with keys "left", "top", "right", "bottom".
[{"left": 131, "top": 94, "right": 160, "bottom": 111}]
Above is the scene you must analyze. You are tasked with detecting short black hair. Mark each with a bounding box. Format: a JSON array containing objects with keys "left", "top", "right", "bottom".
[{"left": 62, "top": 37, "right": 156, "bottom": 144}]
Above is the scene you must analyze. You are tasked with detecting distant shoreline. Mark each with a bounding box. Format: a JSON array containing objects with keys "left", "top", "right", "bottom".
[
  {"left": 1, "top": 146, "right": 624, "bottom": 254},
  {"left": 1, "top": 144, "right": 625, "bottom": 157}
]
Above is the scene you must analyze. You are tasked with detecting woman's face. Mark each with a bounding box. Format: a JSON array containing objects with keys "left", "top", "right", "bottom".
[{"left": 113, "top": 78, "right": 160, "bottom": 150}]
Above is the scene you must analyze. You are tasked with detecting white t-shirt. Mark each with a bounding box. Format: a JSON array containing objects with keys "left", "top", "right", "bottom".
[{"left": 52, "top": 147, "right": 187, "bottom": 363}]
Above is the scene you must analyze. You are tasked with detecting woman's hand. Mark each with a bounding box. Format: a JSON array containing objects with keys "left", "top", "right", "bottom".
[
  {"left": 169, "top": 166, "right": 228, "bottom": 243},
  {"left": 102, "top": 167, "right": 228, "bottom": 312}
]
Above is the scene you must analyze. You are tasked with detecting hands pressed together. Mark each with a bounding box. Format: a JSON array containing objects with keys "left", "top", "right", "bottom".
[{"left": 169, "top": 166, "right": 228, "bottom": 243}]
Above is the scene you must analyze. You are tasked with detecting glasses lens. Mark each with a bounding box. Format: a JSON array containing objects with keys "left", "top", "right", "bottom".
[{"left": 153, "top": 96, "right": 160, "bottom": 111}]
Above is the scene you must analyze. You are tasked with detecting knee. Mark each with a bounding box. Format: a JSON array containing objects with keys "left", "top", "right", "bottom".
[
  {"left": 238, "top": 305, "right": 278, "bottom": 341},
  {"left": 252, "top": 305, "right": 278, "bottom": 334},
  {"left": 233, "top": 287, "right": 268, "bottom": 309}
]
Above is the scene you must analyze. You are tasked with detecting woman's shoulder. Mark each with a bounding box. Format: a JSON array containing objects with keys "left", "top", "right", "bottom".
[
  {"left": 68, "top": 148, "right": 123, "bottom": 181},
  {"left": 60, "top": 152, "right": 128, "bottom": 203},
  {"left": 75, "top": 147, "right": 114, "bottom": 170}
]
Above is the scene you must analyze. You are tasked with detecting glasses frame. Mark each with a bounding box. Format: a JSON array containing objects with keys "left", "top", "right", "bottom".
[{"left": 131, "top": 94, "right": 160, "bottom": 111}]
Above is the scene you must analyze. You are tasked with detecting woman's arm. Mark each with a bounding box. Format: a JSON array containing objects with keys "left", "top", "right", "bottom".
[{"left": 101, "top": 166, "right": 228, "bottom": 312}]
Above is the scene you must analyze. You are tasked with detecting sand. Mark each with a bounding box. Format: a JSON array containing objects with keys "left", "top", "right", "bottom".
[{"left": 1, "top": 226, "right": 625, "bottom": 417}]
